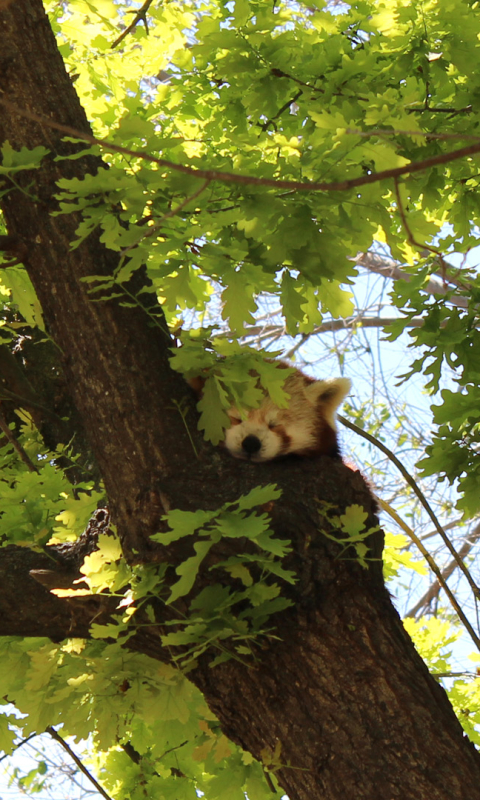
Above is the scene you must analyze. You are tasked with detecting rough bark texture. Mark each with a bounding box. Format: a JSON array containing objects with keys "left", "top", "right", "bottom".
[
  {"left": 0, "top": 0, "right": 203, "bottom": 557},
  {"left": 1, "top": 4, "right": 480, "bottom": 800}
]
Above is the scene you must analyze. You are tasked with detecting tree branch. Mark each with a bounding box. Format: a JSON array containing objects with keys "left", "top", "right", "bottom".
[
  {"left": 354, "top": 252, "right": 470, "bottom": 309},
  {"left": 47, "top": 727, "right": 113, "bottom": 800},
  {"left": 406, "top": 521, "right": 480, "bottom": 618},
  {"left": 376, "top": 495, "right": 480, "bottom": 648},
  {"left": 338, "top": 414, "right": 480, "bottom": 608},
  {"left": 242, "top": 314, "right": 426, "bottom": 345},
  {"left": 0, "top": 409, "right": 39, "bottom": 472},
  {"left": 1, "top": 98, "right": 480, "bottom": 195},
  {"left": 110, "top": 0, "right": 154, "bottom": 49}
]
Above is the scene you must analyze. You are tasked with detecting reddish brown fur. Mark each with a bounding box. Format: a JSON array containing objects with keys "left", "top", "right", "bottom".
[{"left": 189, "top": 361, "right": 351, "bottom": 463}]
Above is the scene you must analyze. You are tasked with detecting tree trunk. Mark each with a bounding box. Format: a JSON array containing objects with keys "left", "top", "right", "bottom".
[{"left": 1, "top": 3, "right": 480, "bottom": 799}]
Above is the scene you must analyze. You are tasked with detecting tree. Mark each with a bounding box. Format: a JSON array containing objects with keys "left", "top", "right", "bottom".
[{"left": 1, "top": 1, "right": 480, "bottom": 798}]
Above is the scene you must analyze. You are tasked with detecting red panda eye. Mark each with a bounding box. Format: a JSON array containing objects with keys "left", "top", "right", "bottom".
[
  {"left": 268, "top": 421, "right": 278, "bottom": 429},
  {"left": 229, "top": 417, "right": 242, "bottom": 426}
]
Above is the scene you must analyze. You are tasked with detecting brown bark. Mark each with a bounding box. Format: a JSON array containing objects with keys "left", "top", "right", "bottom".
[
  {"left": 0, "top": 334, "right": 99, "bottom": 483},
  {"left": 1, "top": 4, "right": 480, "bottom": 800},
  {"left": 0, "top": 1, "right": 205, "bottom": 556}
]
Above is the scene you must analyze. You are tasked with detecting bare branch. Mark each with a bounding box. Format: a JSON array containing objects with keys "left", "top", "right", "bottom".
[
  {"left": 120, "top": 180, "right": 211, "bottom": 258},
  {"left": 244, "top": 315, "right": 426, "bottom": 342},
  {"left": 347, "top": 127, "right": 479, "bottom": 141},
  {"left": 354, "top": 252, "right": 469, "bottom": 309},
  {"left": 0, "top": 733, "right": 37, "bottom": 763},
  {"left": 338, "top": 414, "right": 480, "bottom": 608},
  {"left": 406, "top": 521, "right": 480, "bottom": 618},
  {"left": 419, "top": 518, "right": 465, "bottom": 542},
  {"left": 260, "top": 89, "right": 303, "bottom": 132},
  {"left": 393, "top": 176, "right": 452, "bottom": 280},
  {"left": 47, "top": 727, "right": 113, "bottom": 800},
  {"left": 0, "top": 410, "right": 39, "bottom": 472},
  {"left": 111, "top": 0, "right": 154, "bottom": 49},
  {"left": 375, "top": 495, "right": 480, "bottom": 649}
]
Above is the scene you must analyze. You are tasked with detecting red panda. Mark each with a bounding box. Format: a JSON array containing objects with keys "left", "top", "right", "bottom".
[{"left": 192, "top": 363, "right": 351, "bottom": 463}]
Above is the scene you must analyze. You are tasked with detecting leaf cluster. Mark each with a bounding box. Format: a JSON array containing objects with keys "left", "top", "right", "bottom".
[
  {"left": 5, "top": 0, "right": 480, "bottom": 795},
  {"left": 170, "top": 334, "right": 295, "bottom": 442}
]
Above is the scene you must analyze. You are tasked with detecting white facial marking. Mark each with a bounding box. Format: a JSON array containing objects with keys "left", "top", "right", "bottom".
[
  {"left": 222, "top": 374, "right": 351, "bottom": 462},
  {"left": 224, "top": 420, "right": 285, "bottom": 461}
]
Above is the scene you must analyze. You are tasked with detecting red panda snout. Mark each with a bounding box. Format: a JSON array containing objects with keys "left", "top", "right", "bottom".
[
  {"left": 228, "top": 422, "right": 293, "bottom": 462},
  {"left": 241, "top": 434, "right": 263, "bottom": 457}
]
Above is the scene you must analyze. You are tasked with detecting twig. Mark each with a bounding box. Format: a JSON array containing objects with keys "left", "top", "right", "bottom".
[
  {"left": 408, "top": 104, "right": 473, "bottom": 116},
  {"left": 346, "top": 127, "right": 480, "bottom": 141},
  {"left": 119, "top": 179, "right": 211, "bottom": 258},
  {"left": 0, "top": 732, "right": 37, "bottom": 763},
  {"left": 406, "top": 520, "right": 480, "bottom": 618},
  {"left": 394, "top": 177, "right": 455, "bottom": 284},
  {"left": 338, "top": 414, "right": 480, "bottom": 601},
  {"left": 355, "top": 251, "right": 469, "bottom": 309},
  {"left": 0, "top": 387, "right": 63, "bottom": 421},
  {"left": 376, "top": 496, "right": 480, "bottom": 651},
  {"left": 46, "top": 726, "right": 113, "bottom": 800},
  {"left": 242, "top": 316, "right": 427, "bottom": 348},
  {"left": 419, "top": 517, "right": 464, "bottom": 542},
  {"left": 2, "top": 99, "right": 480, "bottom": 195},
  {"left": 0, "top": 410, "right": 39, "bottom": 472},
  {"left": 268, "top": 66, "right": 369, "bottom": 102},
  {"left": 260, "top": 90, "right": 303, "bottom": 132},
  {"left": 111, "top": 0, "right": 154, "bottom": 48}
]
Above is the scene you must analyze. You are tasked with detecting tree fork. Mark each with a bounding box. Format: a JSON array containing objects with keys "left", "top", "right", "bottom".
[{"left": 1, "top": 4, "right": 480, "bottom": 800}]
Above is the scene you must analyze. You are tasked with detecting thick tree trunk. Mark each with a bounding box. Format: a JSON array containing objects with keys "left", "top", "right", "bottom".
[
  {"left": 1, "top": 4, "right": 480, "bottom": 800},
  {"left": 0, "top": 0, "right": 203, "bottom": 557}
]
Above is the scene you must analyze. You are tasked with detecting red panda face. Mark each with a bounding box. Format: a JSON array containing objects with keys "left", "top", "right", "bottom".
[{"left": 223, "top": 372, "right": 351, "bottom": 462}]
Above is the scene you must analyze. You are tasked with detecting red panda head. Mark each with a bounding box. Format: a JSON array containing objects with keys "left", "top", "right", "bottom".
[{"left": 224, "top": 371, "right": 351, "bottom": 462}]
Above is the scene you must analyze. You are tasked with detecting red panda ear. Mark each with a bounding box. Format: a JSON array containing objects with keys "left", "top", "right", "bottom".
[{"left": 305, "top": 378, "right": 351, "bottom": 427}]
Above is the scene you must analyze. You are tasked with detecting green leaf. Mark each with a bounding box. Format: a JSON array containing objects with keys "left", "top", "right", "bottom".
[
  {"left": 339, "top": 505, "right": 369, "bottom": 537},
  {"left": 233, "top": 483, "right": 281, "bottom": 511},
  {"left": 0, "top": 142, "right": 49, "bottom": 173},
  {"left": 167, "top": 539, "right": 214, "bottom": 605},
  {"left": 196, "top": 377, "right": 231, "bottom": 445},
  {"left": 153, "top": 508, "right": 217, "bottom": 544},
  {"left": 221, "top": 270, "right": 257, "bottom": 331}
]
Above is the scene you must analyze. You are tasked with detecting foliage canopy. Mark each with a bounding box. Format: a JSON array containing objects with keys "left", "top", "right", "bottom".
[{"left": 2, "top": 0, "right": 480, "bottom": 797}]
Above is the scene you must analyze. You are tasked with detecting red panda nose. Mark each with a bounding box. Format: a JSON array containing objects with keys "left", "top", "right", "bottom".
[{"left": 242, "top": 434, "right": 262, "bottom": 456}]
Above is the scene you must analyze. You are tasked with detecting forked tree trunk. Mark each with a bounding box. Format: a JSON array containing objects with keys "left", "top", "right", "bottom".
[{"left": 1, "top": 3, "right": 480, "bottom": 799}]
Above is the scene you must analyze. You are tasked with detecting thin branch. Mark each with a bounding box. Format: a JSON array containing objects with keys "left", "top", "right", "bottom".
[
  {"left": 434, "top": 672, "right": 480, "bottom": 678},
  {"left": 268, "top": 66, "right": 369, "bottom": 103},
  {"left": 111, "top": 0, "right": 154, "bottom": 49},
  {"left": 354, "top": 252, "right": 469, "bottom": 309},
  {"left": 0, "top": 410, "right": 39, "bottom": 472},
  {"left": 407, "top": 105, "right": 473, "bottom": 116},
  {"left": 406, "top": 521, "right": 480, "bottom": 618},
  {"left": 338, "top": 414, "right": 480, "bottom": 603},
  {"left": 314, "top": 315, "right": 426, "bottom": 331},
  {"left": 260, "top": 90, "right": 303, "bottom": 132},
  {"left": 0, "top": 387, "right": 63, "bottom": 421},
  {"left": 346, "top": 127, "right": 480, "bottom": 141},
  {"left": 119, "top": 180, "right": 211, "bottom": 258},
  {"left": 376, "top": 496, "right": 480, "bottom": 651},
  {"left": 419, "top": 517, "right": 464, "bottom": 542},
  {"left": 3, "top": 99, "right": 480, "bottom": 195},
  {"left": 46, "top": 727, "right": 113, "bottom": 800},
  {"left": 243, "top": 315, "right": 426, "bottom": 349},
  {"left": 394, "top": 177, "right": 452, "bottom": 282},
  {"left": 0, "top": 732, "right": 37, "bottom": 763}
]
